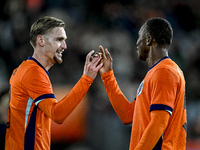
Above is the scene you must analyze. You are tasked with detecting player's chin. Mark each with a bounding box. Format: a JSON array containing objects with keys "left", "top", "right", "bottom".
[
  {"left": 54, "top": 56, "right": 63, "bottom": 64},
  {"left": 138, "top": 55, "right": 146, "bottom": 61}
]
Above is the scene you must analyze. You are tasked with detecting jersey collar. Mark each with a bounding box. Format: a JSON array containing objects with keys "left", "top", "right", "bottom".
[
  {"left": 148, "top": 56, "right": 170, "bottom": 72},
  {"left": 28, "top": 57, "right": 49, "bottom": 76}
]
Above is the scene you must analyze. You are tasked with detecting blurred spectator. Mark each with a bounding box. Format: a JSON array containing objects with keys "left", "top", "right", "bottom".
[{"left": 0, "top": 89, "right": 9, "bottom": 150}]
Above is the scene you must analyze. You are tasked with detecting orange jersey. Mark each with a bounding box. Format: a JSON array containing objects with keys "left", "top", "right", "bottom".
[
  {"left": 101, "top": 57, "right": 186, "bottom": 150},
  {"left": 5, "top": 57, "right": 93, "bottom": 150}
]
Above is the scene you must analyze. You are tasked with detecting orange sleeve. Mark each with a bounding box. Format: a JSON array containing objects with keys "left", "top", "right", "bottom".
[
  {"left": 134, "top": 110, "right": 170, "bottom": 150},
  {"left": 22, "top": 66, "right": 54, "bottom": 100},
  {"left": 150, "top": 68, "right": 178, "bottom": 110},
  {"left": 38, "top": 74, "right": 93, "bottom": 124},
  {"left": 101, "top": 70, "right": 135, "bottom": 124}
]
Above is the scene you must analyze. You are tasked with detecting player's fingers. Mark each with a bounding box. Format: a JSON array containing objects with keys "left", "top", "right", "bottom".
[
  {"left": 99, "top": 45, "right": 106, "bottom": 59},
  {"left": 91, "top": 52, "right": 100, "bottom": 57},
  {"left": 105, "top": 48, "right": 113, "bottom": 61},
  {"left": 92, "top": 56, "right": 102, "bottom": 67},
  {"left": 86, "top": 50, "right": 95, "bottom": 63},
  {"left": 96, "top": 61, "right": 104, "bottom": 70}
]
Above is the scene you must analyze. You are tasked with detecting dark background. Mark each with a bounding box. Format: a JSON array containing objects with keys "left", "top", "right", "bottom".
[{"left": 0, "top": 0, "right": 200, "bottom": 149}]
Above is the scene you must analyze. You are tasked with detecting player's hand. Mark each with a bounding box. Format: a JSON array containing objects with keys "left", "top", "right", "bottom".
[
  {"left": 83, "top": 50, "right": 103, "bottom": 80},
  {"left": 90, "top": 51, "right": 101, "bottom": 62},
  {"left": 99, "top": 45, "right": 113, "bottom": 74}
]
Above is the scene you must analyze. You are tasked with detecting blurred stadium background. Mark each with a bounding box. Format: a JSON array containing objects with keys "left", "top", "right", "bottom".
[{"left": 0, "top": 0, "right": 200, "bottom": 149}]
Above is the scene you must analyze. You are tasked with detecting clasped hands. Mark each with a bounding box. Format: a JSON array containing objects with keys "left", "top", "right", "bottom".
[{"left": 83, "top": 45, "right": 113, "bottom": 80}]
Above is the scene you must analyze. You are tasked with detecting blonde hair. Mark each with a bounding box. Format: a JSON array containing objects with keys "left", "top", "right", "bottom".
[{"left": 30, "top": 16, "right": 65, "bottom": 47}]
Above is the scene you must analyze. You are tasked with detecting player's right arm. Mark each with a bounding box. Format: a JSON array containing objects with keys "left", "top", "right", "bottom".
[
  {"left": 22, "top": 51, "right": 102, "bottom": 124},
  {"left": 37, "top": 74, "right": 93, "bottom": 124},
  {"left": 99, "top": 46, "right": 135, "bottom": 124},
  {"left": 101, "top": 70, "right": 135, "bottom": 124}
]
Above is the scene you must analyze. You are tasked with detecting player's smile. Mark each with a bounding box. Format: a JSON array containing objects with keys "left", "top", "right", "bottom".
[
  {"left": 42, "top": 27, "right": 67, "bottom": 64},
  {"left": 56, "top": 48, "right": 64, "bottom": 58},
  {"left": 54, "top": 48, "right": 65, "bottom": 64}
]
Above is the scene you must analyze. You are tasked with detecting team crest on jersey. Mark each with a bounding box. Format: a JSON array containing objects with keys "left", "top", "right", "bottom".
[{"left": 137, "top": 80, "right": 144, "bottom": 96}]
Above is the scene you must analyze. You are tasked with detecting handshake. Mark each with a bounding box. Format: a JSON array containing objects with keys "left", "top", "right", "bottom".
[
  {"left": 90, "top": 51, "right": 101, "bottom": 62},
  {"left": 83, "top": 45, "right": 113, "bottom": 80}
]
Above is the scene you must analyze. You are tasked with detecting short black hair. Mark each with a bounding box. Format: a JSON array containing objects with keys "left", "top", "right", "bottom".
[{"left": 145, "top": 17, "right": 173, "bottom": 47}]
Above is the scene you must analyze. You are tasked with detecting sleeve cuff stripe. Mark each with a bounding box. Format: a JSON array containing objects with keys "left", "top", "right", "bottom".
[
  {"left": 34, "top": 94, "right": 55, "bottom": 104},
  {"left": 150, "top": 104, "right": 173, "bottom": 115}
]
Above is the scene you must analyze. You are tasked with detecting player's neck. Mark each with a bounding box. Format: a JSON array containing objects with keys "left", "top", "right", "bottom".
[
  {"left": 32, "top": 51, "right": 54, "bottom": 71},
  {"left": 146, "top": 46, "right": 168, "bottom": 68}
]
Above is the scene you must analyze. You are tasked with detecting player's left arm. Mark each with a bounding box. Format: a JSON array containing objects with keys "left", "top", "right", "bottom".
[
  {"left": 134, "top": 110, "right": 170, "bottom": 150},
  {"left": 135, "top": 67, "right": 179, "bottom": 149}
]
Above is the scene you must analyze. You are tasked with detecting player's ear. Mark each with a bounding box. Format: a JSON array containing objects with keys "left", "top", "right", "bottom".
[
  {"left": 146, "top": 33, "right": 153, "bottom": 46},
  {"left": 37, "top": 35, "right": 45, "bottom": 47}
]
